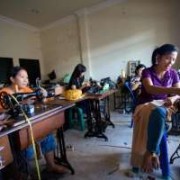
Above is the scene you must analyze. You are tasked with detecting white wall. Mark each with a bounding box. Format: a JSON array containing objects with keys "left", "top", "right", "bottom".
[
  {"left": 40, "top": 0, "right": 180, "bottom": 81},
  {"left": 40, "top": 16, "right": 81, "bottom": 81},
  {"left": 83, "top": 0, "right": 180, "bottom": 80},
  {"left": 0, "top": 0, "right": 180, "bottom": 82},
  {"left": 0, "top": 19, "right": 44, "bottom": 77}
]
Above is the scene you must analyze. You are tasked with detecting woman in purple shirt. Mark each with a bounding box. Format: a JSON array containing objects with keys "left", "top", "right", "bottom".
[
  {"left": 131, "top": 44, "right": 180, "bottom": 180},
  {"left": 138, "top": 46, "right": 180, "bottom": 105}
]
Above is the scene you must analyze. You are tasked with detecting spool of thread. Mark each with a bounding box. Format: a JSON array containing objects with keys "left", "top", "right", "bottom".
[{"left": 121, "top": 70, "right": 126, "bottom": 78}]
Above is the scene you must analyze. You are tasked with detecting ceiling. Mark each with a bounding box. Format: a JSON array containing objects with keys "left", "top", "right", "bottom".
[{"left": 0, "top": 0, "right": 107, "bottom": 28}]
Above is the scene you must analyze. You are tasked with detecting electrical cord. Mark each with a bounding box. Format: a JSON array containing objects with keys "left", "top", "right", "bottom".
[{"left": 10, "top": 94, "right": 41, "bottom": 180}]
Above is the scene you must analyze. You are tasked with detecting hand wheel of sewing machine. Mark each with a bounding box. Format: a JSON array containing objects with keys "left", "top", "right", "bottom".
[{"left": 0, "top": 91, "right": 12, "bottom": 109}]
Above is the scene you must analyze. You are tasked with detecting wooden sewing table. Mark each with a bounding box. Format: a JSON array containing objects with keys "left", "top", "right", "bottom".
[{"left": 0, "top": 98, "right": 75, "bottom": 177}]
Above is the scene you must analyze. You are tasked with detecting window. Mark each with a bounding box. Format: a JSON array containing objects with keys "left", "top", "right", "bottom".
[
  {"left": 0, "top": 57, "right": 13, "bottom": 84},
  {"left": 19, "top": 58, "right": 41, "bottom": 87}
]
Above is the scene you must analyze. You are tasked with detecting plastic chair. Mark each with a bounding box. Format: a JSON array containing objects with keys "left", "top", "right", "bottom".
[
  {"left": 123, "top": 81, "right": 137, "bottom": 127},
  {"left": 68, "top": 107, "right": 85, "bottom": 131},
  {"left": 169, "top": 112, "right": 180, "bottom": 164}
]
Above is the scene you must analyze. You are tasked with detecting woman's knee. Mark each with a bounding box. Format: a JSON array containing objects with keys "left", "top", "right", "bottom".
[
  {"left": 41, "top": 134, "right": 56, "bottom": 154},
  {"left": 150, "top": 107, "right": 167, "bottom": 123},
  {"left": 153, "top": 107, "right": 167, "bottom": 117},
  {"left": 148, "top": 107, "right": 167, "bottom": 132}
]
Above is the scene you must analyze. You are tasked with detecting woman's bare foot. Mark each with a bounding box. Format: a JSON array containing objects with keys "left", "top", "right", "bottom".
[
  {"left": 142, "top": 150, "right": 159, "bottom": 173},
  {"left": 47, "top": 164, "right": 69, "bottom": 174},
  {"left": 152, "top": 155, "right": 160, "bottom": 169}
]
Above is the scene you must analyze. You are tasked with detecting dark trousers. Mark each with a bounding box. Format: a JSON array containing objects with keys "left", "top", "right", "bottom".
[{"left": 147, "top": 107, "right": 170, "bottom": 177}]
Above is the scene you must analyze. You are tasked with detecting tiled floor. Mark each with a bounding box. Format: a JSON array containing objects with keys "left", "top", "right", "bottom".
[{"left": 37, "top": 111, "right": 180, "bottom": 180}]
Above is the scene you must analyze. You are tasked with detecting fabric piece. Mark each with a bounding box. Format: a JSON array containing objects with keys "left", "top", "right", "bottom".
[
  {"left": 131, "top": 102, "right": 156, "bottom": 168},
  {"left": 131, "top": 102, "right": 171, "bottom": 168}
]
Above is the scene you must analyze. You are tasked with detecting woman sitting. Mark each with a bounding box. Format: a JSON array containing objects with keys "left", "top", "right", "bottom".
[
  {"left": 67, "top": 63, "right": 90, "bottom": 91},
  {"left": 131, "top": 44, "right": 180, "bottom": 180},
  {"left": 130, "top": 64, "right": 146, "bottom": 97},
  {"left": 0, "top": 66, "right": 69, "bottom": 179}
]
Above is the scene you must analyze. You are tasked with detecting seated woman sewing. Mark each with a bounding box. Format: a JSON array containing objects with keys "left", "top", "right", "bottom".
[
  {"left": 0, "top": 66, "right": 69, "bottom": 179},
  {"left": 65, "top": 63, "right": 91, "bottom": 130},
  {"left": 131, "top": 44, "right": 180, "bottom": 180},
  {"left": 67, "top": 63, "right": 90, "bottom": 92},
  {"left": 130, "top": 64, "right": 146, "bottom": 97},
  {"left": 67, "top": 63, "right": 90, "bottom": 102}
]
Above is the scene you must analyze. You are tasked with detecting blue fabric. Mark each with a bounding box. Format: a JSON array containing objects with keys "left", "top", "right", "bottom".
[
  {"left": 22, "top": 146, "right": 34, "bottom": 160},
  {"left": 147, "top": 106, "right": 170, "bottom": 177},
  {"left": 147, "top": 107, "right": 167, "bottom": 154},
  {"left": 40, "top": 133, "right": 56, "bottom": 154},
  {"left": 160, "top": 134, "right": 170, "bottom": 177},
  {"left": 22, "top": 134, "right": 56, "bottom": 160}
]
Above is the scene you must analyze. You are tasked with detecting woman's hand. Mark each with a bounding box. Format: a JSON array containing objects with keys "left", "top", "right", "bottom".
[
  {"left": 82, "top": 81, "right": 90, "bottom": 88},
  {"left": 131, "top": 81, "right": 141, "bottom": 91},
  {"left": 0, "top": 113, "right": 9, "bottom": 121},
  {"left": 163, "top": 97, "right": 179, "bottom": 121},
  {"left": 40, "top": 87, "right": 47, "bottom": 97},
  {"left": 163, "top": 98, "right": 173, "bottom": 107},
  {"left": 21, "top": 97, "right": 36, "bottom": 105},
  {"left": 71, "top": 85, "right": 77, "bottom": 90}
]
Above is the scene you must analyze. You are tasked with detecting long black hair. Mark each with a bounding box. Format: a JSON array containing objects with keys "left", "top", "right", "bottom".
[
  {"left": 68, "top": 64, "right": 86, "bottom": 89},
  {"left": 71, "top": 64, "right": 86, "bottom": 78},
  {"left": 135, "top": 64, "right": 146, "bottom": 76},
  {"left": 6, "top": 66, "right": 27, "bottom": 85},
  {"left": 151, "top": 44, "right": 179, "bottom": 66}
]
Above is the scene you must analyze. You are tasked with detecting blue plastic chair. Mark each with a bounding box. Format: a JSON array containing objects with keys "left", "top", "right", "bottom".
[
  {"left": 124, "top": 81, "right": 137, "bottom": 127},
  {"left": 68, "top": 107, "right": 85, "bottom": 131}
]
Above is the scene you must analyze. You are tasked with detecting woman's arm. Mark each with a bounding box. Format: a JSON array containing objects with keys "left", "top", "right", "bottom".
[
  {"left": 142, "top": 77, "right": 180, "bottom": 95},
  {"left": 71, "top": 80, "right": 90, "bottom": 90},
  {"left": 81, "top": 82, "right": 90, "bottom": 90},
  {"left": 131, "top": 81, "right": 141, "bottom": 91}
]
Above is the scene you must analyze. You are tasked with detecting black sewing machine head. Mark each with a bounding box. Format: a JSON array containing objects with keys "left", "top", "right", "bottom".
[
  {"left": 0, "top": 89, "right": 44, "bottom": 118},
  {"left": 84, "top": 78, "right": 102, "bottom": 94},
  {"left": 100, "top": 77, "right": 117, "bottom": 89}
]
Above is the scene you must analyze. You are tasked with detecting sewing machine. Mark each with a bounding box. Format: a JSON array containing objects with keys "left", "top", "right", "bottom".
[{"left": 0, "top": 88, "right": 55, "bottom": 118}]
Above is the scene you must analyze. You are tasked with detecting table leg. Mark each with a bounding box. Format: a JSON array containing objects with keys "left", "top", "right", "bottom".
[
  {"left": 85, "top": 99, "right": 108, "bottom": 141},
  {"left": 84, "top": 100, "right": 95, "bottom": 137},
  {"left": 104, "top": 97, "right": 115, "bottom": 128},
  {"left": 55, "top": 127, "right": 75, "bottom": 174},
  {"left": 3, "top": 133, "right": 30, "bottom": 179}
]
